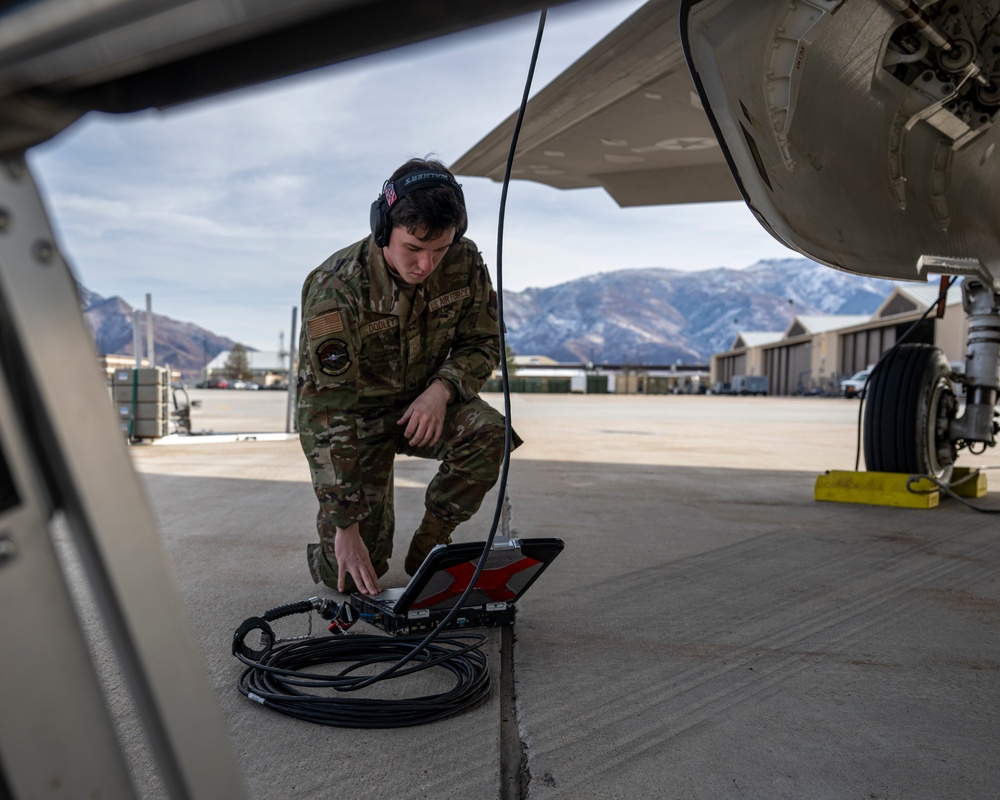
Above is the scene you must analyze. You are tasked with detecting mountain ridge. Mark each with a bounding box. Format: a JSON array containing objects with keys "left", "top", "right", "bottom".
[
  {"left": 501, "top": 258, "right": 905, "bottom": 364},
  {"left": 80, "top": 257, "right": 909, "bottom": 374},
  {"left": 79, "top": 286, "right": 239, "bottom": 376}
]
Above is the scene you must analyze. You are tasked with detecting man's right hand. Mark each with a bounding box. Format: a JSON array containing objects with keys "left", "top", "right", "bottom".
[{"left": 334, "top": 523, "right": 381, "bottom": 595}]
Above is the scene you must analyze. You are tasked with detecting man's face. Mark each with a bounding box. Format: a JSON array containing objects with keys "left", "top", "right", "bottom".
[{"left": 382, "top": 225, "right": 456, "bottom": 285}]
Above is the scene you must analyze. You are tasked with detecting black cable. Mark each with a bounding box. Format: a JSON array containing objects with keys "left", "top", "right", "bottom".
[
  {"left": 906, "top": 473, "right": 1000, "bottom": 513},
  {"left": 234, "top": 632, "right": 490, "bottom": 728},
  {"left": 233, "top": 11, "right": 548, "bottom": 727},
  {"left": 493, "top": 8, "right": 548, "bottom": 512}
]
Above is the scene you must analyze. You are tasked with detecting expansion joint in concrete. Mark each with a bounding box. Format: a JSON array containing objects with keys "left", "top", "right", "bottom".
[
  {"left": 499, "top": 623, "right": 529, "bottom": 800},
  {"left": 498, "top": 493, "right": 529, "bottom": 799}
]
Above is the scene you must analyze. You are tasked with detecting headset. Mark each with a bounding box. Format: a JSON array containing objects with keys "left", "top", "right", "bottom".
[{"left": 369, "top": 169, "right": 467, "bottom": 247}]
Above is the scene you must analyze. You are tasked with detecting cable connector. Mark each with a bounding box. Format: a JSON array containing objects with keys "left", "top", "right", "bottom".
[
  {"left": 308, "top": 596, "right": 358, "bottom": 634},
  {"left": 309, "top": 596, "right": 338, "bottom": 619},
  {"left": 327, "top": 601, "right": 358, "bottom": 635},
  {"left": 233, "top": 616, "right": 274, "bottom": 661}
]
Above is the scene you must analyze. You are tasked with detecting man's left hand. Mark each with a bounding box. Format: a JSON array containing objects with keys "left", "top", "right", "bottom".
[{"left": 398, "top": 380, "right": 454, "bottom": 447}]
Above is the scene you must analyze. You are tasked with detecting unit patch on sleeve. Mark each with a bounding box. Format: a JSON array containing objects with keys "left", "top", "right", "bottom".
[
  {"left": 429, "top": 287, "right": 472, "bottom": 311},
  {"left": 316, "top": 339, "right": 352, "bottom": 376},
  {"left": 307, "top": 310, "right": 344, "bottom": 339}
]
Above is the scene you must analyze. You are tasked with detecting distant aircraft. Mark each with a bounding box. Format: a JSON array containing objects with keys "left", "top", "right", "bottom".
[{"left": 455, "top": 0, "right": 1000, "bottom": 482}]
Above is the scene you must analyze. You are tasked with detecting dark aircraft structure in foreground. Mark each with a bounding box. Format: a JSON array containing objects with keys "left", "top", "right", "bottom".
[{"left": 1, "top": 0, "right": 998, "bottom": 796}]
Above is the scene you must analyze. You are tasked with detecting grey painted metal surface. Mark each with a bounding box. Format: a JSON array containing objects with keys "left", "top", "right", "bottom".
[
  {"left": 0, "top": 296, "right": 136, "bottom": 798},
  {"left": 0, "top": 0, "right": 567, "bottom": 154},
  {"left": 452, "top": 0, "right": 742, "bottom": 207},
  {"left": 457, "top": 0, "right": 1000, "bottom": 286},
  {"left": 684, "top": 0, "right": 1000, "bottom": 285},
  {"left": 0, "top": 158, "right": 248, "bottom": 798}
]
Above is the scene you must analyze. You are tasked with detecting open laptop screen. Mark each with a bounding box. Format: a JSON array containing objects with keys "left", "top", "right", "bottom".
[{"left": 382, "top": 538, "right": 564, "bottom": 614}]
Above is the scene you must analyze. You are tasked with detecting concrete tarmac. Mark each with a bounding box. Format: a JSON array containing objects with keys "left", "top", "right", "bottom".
[{"left": 88, "top": 391, "right": 1000, "bottom": 798}]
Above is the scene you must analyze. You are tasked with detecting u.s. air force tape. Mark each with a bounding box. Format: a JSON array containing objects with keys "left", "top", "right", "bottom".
[{"left": 316, "top": 339, "right": 351, "bottom": 376}]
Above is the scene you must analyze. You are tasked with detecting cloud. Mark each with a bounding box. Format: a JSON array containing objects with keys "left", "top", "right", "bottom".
[{"left": 27, "top": 0, "right": 793, "bottom": 350}]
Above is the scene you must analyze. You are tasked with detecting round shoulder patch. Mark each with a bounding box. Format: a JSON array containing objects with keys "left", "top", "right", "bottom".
[{"left": 316, "top": 339, "right": 352, "bottom": 377}]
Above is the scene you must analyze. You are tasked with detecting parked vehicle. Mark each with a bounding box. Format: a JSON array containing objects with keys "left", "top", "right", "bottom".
[
  {"left": 731, "top": 375, "right": 769, "bottom": 396},
  {"left": 196, "top": 378, "right": 229, "bottom": 389},
  {"left": 839, "top": 368, "right": 871, "bottom": 398}
]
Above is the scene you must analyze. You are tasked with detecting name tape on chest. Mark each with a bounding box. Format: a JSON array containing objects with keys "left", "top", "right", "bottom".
[
  {"left": 364, "top": 317, "right": 399, "bottom": 336},
  {"left": 307, "top": 310, "right": 344, "bottom": 339},
  {"left": 429, "top": 287, "right": 471, "bottom": 312}
]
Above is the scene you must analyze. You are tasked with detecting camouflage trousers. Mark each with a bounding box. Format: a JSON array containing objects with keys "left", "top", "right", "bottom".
[{"left": 310, "top": 395, "right": 520, "bottom": 590}]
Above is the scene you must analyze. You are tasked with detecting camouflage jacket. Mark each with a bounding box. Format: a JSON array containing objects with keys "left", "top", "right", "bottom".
[{"left": 297, "top": 235, "right": 501, "bottom": 528}]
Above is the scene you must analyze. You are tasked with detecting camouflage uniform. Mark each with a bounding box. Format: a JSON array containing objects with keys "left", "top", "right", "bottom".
[{"left": 297, "top": 235, "right": 515, "bottom": 589}]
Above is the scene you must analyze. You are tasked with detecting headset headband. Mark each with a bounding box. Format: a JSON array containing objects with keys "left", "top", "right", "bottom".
[
  {"left": 384, "top": 171, "right": 460, "bottom": 208},
  {"left": 370, "top": 168, "right": 466, "bottom": 247}
]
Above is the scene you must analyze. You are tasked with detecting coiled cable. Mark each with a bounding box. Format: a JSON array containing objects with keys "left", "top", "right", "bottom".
[{"left": 234, "top": 627, "right": 489, "bottom": 728}]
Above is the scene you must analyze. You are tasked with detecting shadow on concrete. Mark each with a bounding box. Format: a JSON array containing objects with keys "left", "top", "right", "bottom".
[{"left": 84, "top": 458, "right": 1000, "bottom": 799}]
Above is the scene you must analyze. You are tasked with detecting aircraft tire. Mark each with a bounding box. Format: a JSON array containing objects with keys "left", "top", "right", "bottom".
[{"left": 863, "top": 344, "right": 957, "bottom": 481}]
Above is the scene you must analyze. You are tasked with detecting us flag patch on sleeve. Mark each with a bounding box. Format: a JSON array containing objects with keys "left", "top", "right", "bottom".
[{"left": 307, "top": 310, "right": 344, "bottom": 338}]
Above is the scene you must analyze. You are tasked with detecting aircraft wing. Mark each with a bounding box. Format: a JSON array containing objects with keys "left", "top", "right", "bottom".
[
  {"left": 456, "top": 0, "right": 1000, "bottom": 285},
  {"left": 451, "top": 0, "right": 741, "bottom": 206},
  {"left": 0, "top": 0, "right": 568, "bottom": 155}
]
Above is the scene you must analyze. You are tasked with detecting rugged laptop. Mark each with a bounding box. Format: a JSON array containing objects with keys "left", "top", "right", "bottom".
[{"left": 348, "top": 537, "right": 564, "bottom": 635}]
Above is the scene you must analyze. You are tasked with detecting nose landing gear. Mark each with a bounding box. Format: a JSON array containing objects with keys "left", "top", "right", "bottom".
[
  {"left": 864, "top": 278, "right": 1000, "bottom": 482},
  {"left": 864, "top": 344, "right": 958, "bottom": 481}
]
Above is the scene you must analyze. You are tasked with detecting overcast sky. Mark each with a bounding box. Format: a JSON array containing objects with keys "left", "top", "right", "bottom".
[{"left": 28, "top": 0, "right": 797, "bottom": 353}]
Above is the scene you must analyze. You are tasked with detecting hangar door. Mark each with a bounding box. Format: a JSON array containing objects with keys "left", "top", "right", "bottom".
[
  {"left": 839, "top": 319, "right": 934, "bottom": 377},
  {"left": 715, "top": 352, "right": 746, "bottom": 385},
  {"left": 763, "top": 342, "right": 812, "bottom": 395}
]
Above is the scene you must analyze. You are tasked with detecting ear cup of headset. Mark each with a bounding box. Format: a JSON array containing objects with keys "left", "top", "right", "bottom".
[
  {"left": 370, "top": 197, "right": 389, "bottom": 247},
  {"left": 452, "top": 192, "right": 467, "bottom": 242},
  {"left": 449, "top": 183, "right": 468, "bottom": 242}
]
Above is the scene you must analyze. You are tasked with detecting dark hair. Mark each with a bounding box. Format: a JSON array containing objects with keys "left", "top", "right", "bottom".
[{"left": 386, "top": 157, "right": 467, "bottom": 242}]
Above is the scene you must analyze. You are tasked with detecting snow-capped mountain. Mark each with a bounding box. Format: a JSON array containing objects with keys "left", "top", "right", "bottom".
[
  {"left": 502, "top": 258, "right": 905, "bottom": 364},
  {"left": 77, "top": 257, "right": 908, "bottom": 374}
]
